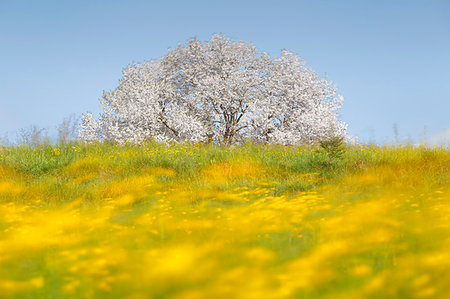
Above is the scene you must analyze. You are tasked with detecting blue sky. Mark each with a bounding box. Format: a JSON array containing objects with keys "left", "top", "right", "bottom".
[{"left": 1, "top": 0, "right": 449, "bottom": 144}]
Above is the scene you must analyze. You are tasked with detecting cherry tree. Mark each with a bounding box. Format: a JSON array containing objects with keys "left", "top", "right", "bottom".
[{"left": 80, "top": 35, "right": 347, "bottom": 145}]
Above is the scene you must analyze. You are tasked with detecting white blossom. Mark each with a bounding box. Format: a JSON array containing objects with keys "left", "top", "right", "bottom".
[{"left": 80, "top": 35, "right": 347, "bottom": 145}]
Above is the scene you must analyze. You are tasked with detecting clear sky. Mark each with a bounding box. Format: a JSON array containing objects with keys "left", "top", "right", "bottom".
[{"left": 1, "top": 0, "right": 449, "bottom": 144}]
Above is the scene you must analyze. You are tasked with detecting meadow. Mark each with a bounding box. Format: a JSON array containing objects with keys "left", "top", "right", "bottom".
[{"left": 0, "top": 142, "right": 449, "bottom": 298}]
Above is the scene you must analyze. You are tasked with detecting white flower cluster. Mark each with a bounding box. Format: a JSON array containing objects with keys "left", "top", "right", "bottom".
[{"left": 80, "top": 35, "right": 347, "bottom": 145}]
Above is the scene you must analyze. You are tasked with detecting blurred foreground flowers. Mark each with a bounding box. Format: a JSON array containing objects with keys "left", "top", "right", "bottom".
[{"left": 0, "top": 144, "right": 449, "bottom": 298}]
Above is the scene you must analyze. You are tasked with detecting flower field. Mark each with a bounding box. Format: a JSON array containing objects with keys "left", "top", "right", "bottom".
[{"left": 0, "top": 143, "right": 449, "bottom": 298}]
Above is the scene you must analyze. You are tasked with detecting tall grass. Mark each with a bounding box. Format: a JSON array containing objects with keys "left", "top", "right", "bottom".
[{"left": 0, "top": 142, "right": 449, "bottom": 298}]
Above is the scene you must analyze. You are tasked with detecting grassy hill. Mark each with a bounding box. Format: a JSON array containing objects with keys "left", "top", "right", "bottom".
[{"left": 0, "top": 143, "right": 449, "bottom": 298}]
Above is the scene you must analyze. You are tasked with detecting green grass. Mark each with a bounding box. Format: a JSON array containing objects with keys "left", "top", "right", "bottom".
[{"left": 0, "top": 142, "right": 449, "bottom": 298}]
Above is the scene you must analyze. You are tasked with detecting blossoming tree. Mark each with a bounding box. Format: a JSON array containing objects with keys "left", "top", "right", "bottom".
[{"left": 80, "top": 35, "right": 347, "bottom": 145}]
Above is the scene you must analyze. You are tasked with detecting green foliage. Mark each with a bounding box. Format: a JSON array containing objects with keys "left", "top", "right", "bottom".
[
  {"left": 1, "top": 142, "right": 448, "bottom": 196},
  {"left": 2, "top": 144, "right": 76, "bottom": 174},
  {"left": 319, "top": 136, "right": 346, "bottom": 159},
  {"left": 0, "top": 142, "right": 449, "bottom": 298}
]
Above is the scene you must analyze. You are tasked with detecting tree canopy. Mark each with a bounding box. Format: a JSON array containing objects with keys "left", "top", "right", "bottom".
[{"left": 80, "top": 35, "right": 347, "bottom": 145}]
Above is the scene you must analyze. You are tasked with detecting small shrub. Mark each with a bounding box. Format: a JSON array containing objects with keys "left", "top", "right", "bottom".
[
  {"left": 319, "top": 136, "right": 346, "bottom": 169},
  {"left": 319, "top": 136, "right": 345, "bottom": 159}
]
